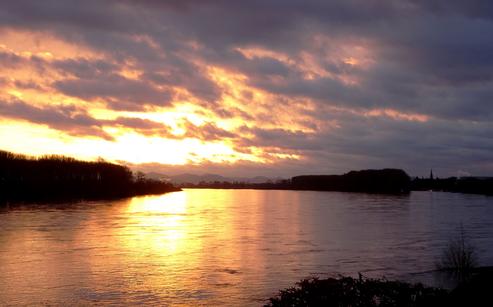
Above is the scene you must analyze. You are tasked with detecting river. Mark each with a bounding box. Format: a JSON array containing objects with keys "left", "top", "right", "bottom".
[{"left": 1, "top": 189, "right": 492, "bottom": 305}]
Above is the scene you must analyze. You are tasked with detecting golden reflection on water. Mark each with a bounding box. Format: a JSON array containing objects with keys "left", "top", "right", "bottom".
[
  {"left": 124, "top": 192, "right": 189, "bottom": 253},
  {"left": 3, "top": 190, "right": 479, "bottom": 305},
  {"left": 109, "top": 189, "right": 305, "bottom": 304},
  {"left": 108, "top": 191, "right": 212, "bottom": 303},
  {"left": 0, "top": 190, "right": 315, "bottom": 304}
]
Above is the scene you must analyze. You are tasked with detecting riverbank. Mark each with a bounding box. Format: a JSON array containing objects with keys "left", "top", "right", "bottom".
[
  {"left": 176, "top": 169, "right": 492, "bottom": 196},
  {"left": 178, "top": 169, "right": 412, "bottom": 194},
  {"left": 0, "top": 150, "right": 180, "bottom": 203},
  {"left": 265, "top": 267, "right": 493, "bottom": 306}
]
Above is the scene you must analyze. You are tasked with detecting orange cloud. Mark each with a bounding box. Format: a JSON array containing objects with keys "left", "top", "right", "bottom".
[{"left": 364, "top": 108, "right": 430, "bottom": 122}]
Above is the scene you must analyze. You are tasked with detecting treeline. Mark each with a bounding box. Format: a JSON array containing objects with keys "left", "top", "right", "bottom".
[
  {"left": 411, "top": 177, "right": 493, "bottom": 195},
  {"left": 291, "top": 169, "right": 411, "bottom": 193},
  {"left": 181, "top": 170, "right": 492, "bottom": 196},
  {"left": 0, "top": 150, "right": 180, "bottom": 202},
  {"left": 181, "top": 169, "right": 411, "bottom": 194}
]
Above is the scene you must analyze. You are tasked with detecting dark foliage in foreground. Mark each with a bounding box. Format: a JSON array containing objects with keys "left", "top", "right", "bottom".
[
  {"left": 265, "top": 276, "right": 449, "bottom": 307},
  {"left": 0, "top": 150, "right": 180, "bottom": 202},
  {"left": 448, "top": 266, "right": 493, "bottom": 307},
  {"left": 266, "top": 269, "right": 493, "bottom": 307}
]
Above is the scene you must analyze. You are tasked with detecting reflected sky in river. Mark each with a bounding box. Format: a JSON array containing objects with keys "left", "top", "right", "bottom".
[{"left": 1, "top": 190, "right": 492, "bottom": 305}]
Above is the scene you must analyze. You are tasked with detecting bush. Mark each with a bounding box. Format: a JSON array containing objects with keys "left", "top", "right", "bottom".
[
  {"left": 437, "top": 225, "right": 477, "bottom": 282},
  {"left": 265, "top": 275, "right": 448, "bottom": 307}
]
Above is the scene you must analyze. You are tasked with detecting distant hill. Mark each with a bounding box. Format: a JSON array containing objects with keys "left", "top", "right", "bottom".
[
  {"left": 145, "top": 172, "right": 283, "bottom": 185},
  {"left": 172, "top": 173, "right": 228, "bottom": 184}
]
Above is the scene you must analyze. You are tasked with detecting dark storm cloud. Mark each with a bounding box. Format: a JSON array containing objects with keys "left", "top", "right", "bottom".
[
  {"left": 411, "top": 0, "right": 493, "bottom": 20},
  {"left": 53, "top": 74, "right": 173, "bottom": 110},
  {"left": 0, "top": 98, "right": 113, "bottom": 140},
  {"left": 111, "top": 117, "right": 164, "bottom": 131},
  {"left": 181, "top": 120, "right": 236, "bottom": 140},
  {"left": 0, "top": 0, "right": 137, "bottom": 32},
  {"left": 53, "top": 58, "right": 120, "bottom": 79},
  {"left": 237, "top": 126, "right": 321, "bottom": 151},
  {"left": 0, "top": 49, "right": 46, "bottom": 72},
  {"left": 0, "top": 50, "right": 25, "bottom": 67},
  {"left": 1, "top": 0, "right": 492, "bottom": 175},
  {"left": 141, "top": 67, "right": 221, "bottom": 104}
]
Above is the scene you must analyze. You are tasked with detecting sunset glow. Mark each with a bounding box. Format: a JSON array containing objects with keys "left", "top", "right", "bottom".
[{"left": 1, "top": 1, "right": 492, "bottom": 177}]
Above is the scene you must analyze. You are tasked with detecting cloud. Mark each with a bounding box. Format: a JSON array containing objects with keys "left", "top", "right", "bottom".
[
  {"left": 0, "top": 98, "right": 113, "bottom": 140},
  {"left": 0, "top": 0, "right": 492, "bottom": 176},
  {"left": 109, "top": 117, "right": 235, "bottom": 141},
  {"left": 53, "top": 74, "right": 173, "bottom": 110},
  {"left": 53, "top": 58, "right": 119, "bottom": 79},
  {"left": 0, "top": 96, "right": 238, "bottom": 143}
]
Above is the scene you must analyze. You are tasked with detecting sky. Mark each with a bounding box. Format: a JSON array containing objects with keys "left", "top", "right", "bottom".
[{"left": 0, "top": 0, "right": 492, "bottom": 178}]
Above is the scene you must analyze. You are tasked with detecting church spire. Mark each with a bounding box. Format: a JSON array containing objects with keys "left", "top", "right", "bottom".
[{"left": 430, "top": 169, "right": 434, "bottom": 180}]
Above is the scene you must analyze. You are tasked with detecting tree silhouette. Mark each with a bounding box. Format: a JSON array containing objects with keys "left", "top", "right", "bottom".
[{"left": 0, "top": 150, "right": 180, "bottom": 202}]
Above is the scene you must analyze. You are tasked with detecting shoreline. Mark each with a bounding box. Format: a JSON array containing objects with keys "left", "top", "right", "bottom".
[
  {"left": 0, "top": 150, "right": 182, "bottom": 204},
  {"left": 0, "top": 187, "right": 182, "bottom": 205},
  {"left": 180, "top": 186, "right": 492, "bottom": 196}
]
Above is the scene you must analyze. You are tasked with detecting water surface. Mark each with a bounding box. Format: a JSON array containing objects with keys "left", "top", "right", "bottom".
[{"left": 1, "top": 190, "right": 492, "bottom": 305}]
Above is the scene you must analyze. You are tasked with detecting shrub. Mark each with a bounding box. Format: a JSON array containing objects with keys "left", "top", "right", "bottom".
[
  {"left": 265, "top": 275, "right": 448, "bottom": 307},
  {"left": 437, "top": 225, "right": 477, "bottom": 282}
]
